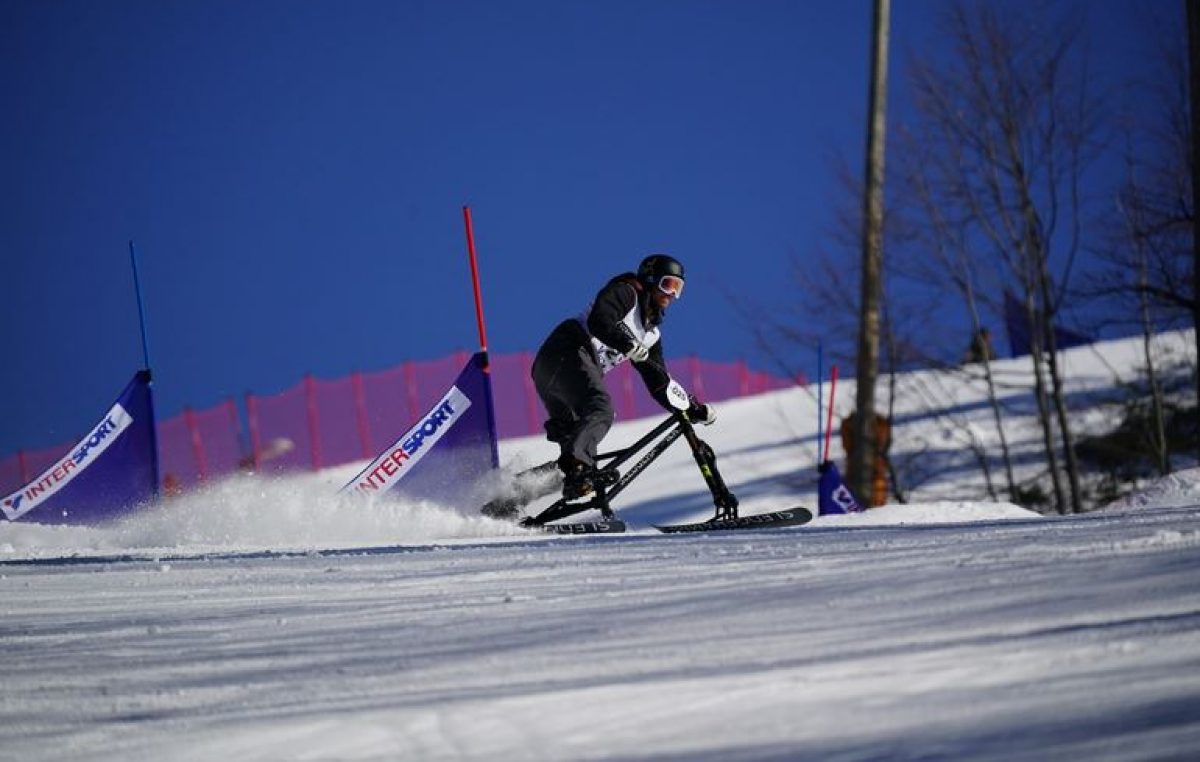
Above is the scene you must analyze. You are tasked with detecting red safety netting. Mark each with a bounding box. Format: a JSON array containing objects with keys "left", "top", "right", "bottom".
[
  {"left": 245, "top": 377, "right": 315, "bottom": 474},
  {"left": 0, "top": 442, "right": 72, "bottom": 497},
  {"left": 156, "top": 400, "right": 245, "bottom": 489},
  {"left": 0, "top": 352, "right": 798, "bottom": 497},
  {"left": 605, "top": 357, "right": 796, "bottom": 422},
  {"left": 488, "top": 351, "right": 544, "bottom": 439},
  {"left": 357, "top": 353, "right": 468, "bottom": 454}
]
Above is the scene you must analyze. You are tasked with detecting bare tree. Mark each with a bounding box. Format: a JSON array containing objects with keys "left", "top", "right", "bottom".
[
  {"left": 1113, "top": 20, "right": 1196, "bottom": 330},
  {"left": 895, "top": 2, "right": 1104, "bottom": 513},
  {"left": 896, "top": 154, "right": 1019, "bottom": 502},
  {"left": 1131, "top": 200, "right": 1173, "bottom": 476},
  {"left": 1081, "top": 3, "right": 1196, "bottom": 472}
]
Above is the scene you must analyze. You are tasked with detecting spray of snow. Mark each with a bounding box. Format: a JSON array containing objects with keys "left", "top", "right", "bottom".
[{"left": 0, "top": 472, "right": 525, "bottom": 559}]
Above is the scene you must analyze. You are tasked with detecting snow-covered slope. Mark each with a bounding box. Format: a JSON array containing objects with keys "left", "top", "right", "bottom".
[{"left": 2, "top": 331, "right": 1198, "bottom": 760}]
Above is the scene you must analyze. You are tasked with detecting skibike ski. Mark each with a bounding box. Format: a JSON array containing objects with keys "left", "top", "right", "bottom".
[{"left": 480, "top": 380, "right": 813, "bottom": 534}]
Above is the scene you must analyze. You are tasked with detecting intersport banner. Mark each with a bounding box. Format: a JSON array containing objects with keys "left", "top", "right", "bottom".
[
  {"left": 340, "top": 353, "right": 499, "bottom": 506},
  {"left": 817, "top": 460, "right": 863, "bottom": 515},
  {"left": 2, "top": 370, "right": 160, "bottom": 524}
]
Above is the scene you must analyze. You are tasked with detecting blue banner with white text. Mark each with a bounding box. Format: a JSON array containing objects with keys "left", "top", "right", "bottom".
[
  {"left": 1003, "top": 291, "right": 1093, "bottom": 357},
  {"left": 2, "top": 370, "right": 159, "bottom": 525},
  {"left": 818, "top": 460, "right": 863, "bottom": 515},
  {"left": 339, "top": 353, "right": 499, "bottom": 507}
]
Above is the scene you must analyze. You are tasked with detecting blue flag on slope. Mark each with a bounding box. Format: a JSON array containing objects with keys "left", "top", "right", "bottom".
[
  {"left": 339, "top": 352, "right": 499, "bottom": 506},
  {"left": 2, "top": 370, "right": 160, "bottom": 525},
  {"left": 818, "top": 460, "right": 863, "bottom": 515},
  {"left": 1003, "top": 291, "right": 1093, "bottom": 358}
]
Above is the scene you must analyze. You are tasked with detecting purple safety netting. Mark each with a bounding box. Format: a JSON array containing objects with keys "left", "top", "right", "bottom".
[
  {"left": 358, "top": 354, "right": 466, "bottom": 453},
  {"left": 599, "top": 357, "right": 797, "bottom": 423},
  {"left": 2, "top": 352, "right": 797, "bottom": 498},
  {"left": 0, "top": 455, "right": 20, "bottom": 497},
  {"left": 157, "top": 400, "right": 245, "bottom": 489},
  {"left": 244, "top": 353, "right": 470, "bottom": 473},
  {"left": 311, "top": 375, "right": 367, "bottom": 468},
  {"left": 246, "top": 378, "right": 315, "bottom": 473},
  {"left": 0, "top": 442, "right": 72, "bottom": 497},
  {"left": 489, "top": 351, "right": 543, "bottom": 438}
]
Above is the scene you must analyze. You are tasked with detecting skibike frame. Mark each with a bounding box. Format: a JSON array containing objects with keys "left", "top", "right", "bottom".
[{"left": 523, "top": 408, "right": 738, "bottom": 528}]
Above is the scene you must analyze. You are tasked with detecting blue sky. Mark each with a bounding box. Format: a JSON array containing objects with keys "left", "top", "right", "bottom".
[{"left": 1, "top": 0, "right": 1175, "bottom": 456}]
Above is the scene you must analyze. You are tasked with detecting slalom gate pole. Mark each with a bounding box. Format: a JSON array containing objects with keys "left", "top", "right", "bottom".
[
  {"left": 128, "top": 240, "right": 153, "bottom": 372},
  {"left": 816, "top": 343, "right": 824, "bottom": 462},
  {"left": 823, "top": 364, "right": 839, "bottom": 463},
  {"left": 462, "top": 206, "right": 489, "bottom": 360},
  {"left": 128, "top": 239, "right": 161, "bottom": 495},
  {"left": 461, "top": 206, "right": 500, "bottom": 468}
]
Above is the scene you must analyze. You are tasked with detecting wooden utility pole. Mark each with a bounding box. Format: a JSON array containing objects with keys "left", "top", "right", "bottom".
[{"left": 850, "top": 0, "right": 891, "bottom": 505}]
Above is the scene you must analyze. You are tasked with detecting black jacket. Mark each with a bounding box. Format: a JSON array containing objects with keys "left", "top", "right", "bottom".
[{"left": 542, "top": 273, "right": 673, "bottom": 410}]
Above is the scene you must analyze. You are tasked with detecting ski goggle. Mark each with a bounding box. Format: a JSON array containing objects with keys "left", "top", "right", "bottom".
[{"left": 655, "top": 275, "right": 684, "bottom": 299}]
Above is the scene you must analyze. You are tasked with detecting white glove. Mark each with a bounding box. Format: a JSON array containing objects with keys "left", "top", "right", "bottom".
[{"left": 627, "top": 341, "right": 650, "bottom": 363}]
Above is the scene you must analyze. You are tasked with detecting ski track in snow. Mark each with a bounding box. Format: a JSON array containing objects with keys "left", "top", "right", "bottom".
[{"left": 2, "top": 503, "right": 1199, "bottom": 761}]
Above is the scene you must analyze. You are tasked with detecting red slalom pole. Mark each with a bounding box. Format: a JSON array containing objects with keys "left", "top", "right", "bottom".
[
  {"left": 461, "top": 205, "right": 500, "bottom": 469},
  {"left": 823, "top": 364, "right": 839, "bottom": 463},
  {"left": 462, "top": 206, "right": 489, "bottom": 357}
]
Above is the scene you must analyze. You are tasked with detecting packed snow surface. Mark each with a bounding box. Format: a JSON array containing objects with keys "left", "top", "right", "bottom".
[{"left": 3, "top": 332, "right": 1199, "bottom": 760}]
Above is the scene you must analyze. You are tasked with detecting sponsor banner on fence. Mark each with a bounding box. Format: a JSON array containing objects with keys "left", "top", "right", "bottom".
[
  {"left": 340, "top": 353, "right": 499, "bottom": 506},
  {"left": 2, "top": 371, "right": 159, "bottom": 524},
  {"left": 341, "top": 387, "right": 471, "bottom": 496}
]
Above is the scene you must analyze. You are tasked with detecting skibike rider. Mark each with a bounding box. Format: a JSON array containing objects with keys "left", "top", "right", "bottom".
[{"left": 531, "top": 254, "right": 717, "bottom": 501}]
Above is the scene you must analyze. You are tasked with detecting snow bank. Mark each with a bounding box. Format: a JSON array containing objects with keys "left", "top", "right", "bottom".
[
  {"left": 1105, "top": 467, "right": 1200, "bottom": 511},
  {"left": 815, "top": 500, "right": 1040, "bottom": 526}
]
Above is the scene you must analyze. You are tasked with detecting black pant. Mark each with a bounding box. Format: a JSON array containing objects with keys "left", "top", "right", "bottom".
[{"left": 531, "top": 320, "right": 614, "bottom": 469}]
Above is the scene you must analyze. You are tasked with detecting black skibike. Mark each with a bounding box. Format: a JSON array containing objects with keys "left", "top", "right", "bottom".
[{"left": 480, "top": 382, "right": 813, "bottom": 534}]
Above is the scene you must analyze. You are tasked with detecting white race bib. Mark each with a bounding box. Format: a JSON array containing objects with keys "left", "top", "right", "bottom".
[{"left": 579, "top": 299, "right": 660, "bottom": 375}]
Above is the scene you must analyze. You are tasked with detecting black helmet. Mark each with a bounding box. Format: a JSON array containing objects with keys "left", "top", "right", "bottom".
[
  {"left": 637, "top": 254, "right": 685, "bottom": 322},
  {"left": 638, "top": 254, "right": 685, "bottom": 283}
]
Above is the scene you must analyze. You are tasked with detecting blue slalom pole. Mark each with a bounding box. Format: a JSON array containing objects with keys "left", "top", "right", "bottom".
[
  {"left": 128, "top": 239, "right": 161, "bottom": 496},
  {"left": 129, "top": 240, "right": 153, "bottom": 372},
  {"left": 816, "top": 342, "right": 824, "bottom": 464}
]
